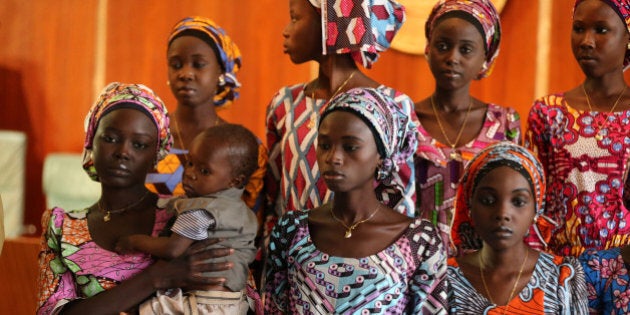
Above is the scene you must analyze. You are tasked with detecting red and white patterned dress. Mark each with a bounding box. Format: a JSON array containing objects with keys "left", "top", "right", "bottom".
[{"left": 526, "top": 93, "right": 630, "bottom": 256}]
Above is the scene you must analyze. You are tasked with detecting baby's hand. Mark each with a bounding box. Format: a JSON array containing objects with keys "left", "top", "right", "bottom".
[{"left": 115, "top": 235, "right": 135, "bottom": 254}]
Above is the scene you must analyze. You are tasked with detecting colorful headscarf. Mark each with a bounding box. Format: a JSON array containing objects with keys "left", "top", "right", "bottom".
[
  {"left": 320, "top": 87, "right": 418, "bottom": 183},
  {"left": 168, "top": 16, "right": 242, "bottom": 107},
  {"left": 574, "top": 0, "right": 630, "bottom": 71},
  {"left": 308, "top": 0, "right": 406, "bottom": 69},
  {"left": 425, "top": 0, "right": 501, "bottom": 79},
  {"left": 82, "top": 82, "right": 172, "bottom": 181},
  {"left": 451, "top": 142, "right": 555, "bottom": 253}
]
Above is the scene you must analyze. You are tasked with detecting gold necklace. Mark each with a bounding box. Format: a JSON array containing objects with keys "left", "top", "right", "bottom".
[
  {"left": 330, "top": 203, "right": 381, "bottom": 238},
  {"left": 479, "top": 249, "right": 529, "bottom": 314},
  {"left": 98, "top": 191, "right": 150, "bottom": 222},
  {"left": 582, "top": 83, "right": 627, "bottom": 141},
  {"left": 172, "top": 115, "right": 220, "bottom": 161},
  {"left": 430, "top": 95, "right": 473, "bottom": 161},
  {"left": 307, "top": 71, "right": 357, "bottom": 129}
]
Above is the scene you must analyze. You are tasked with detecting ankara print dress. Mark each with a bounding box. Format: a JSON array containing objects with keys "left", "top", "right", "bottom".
[
  {"left": 36, "top": 206, "right": 173, "bottom": 315},
  {"left": 447, "top": 253, "right": 588, "bottom": 314},
  {"left": 264, "top": 211, "right": 447, "bottom": 314},
  {"left": 526, "top": 93, "right": 630, "bottom": 256}
]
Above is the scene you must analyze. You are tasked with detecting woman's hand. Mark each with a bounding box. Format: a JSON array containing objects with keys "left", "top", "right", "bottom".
[{"left": 149, "top": 238, "right": 234, "bottom": 290}]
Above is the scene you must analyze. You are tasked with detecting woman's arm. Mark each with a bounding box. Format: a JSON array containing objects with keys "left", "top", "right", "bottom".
[{"left": 115, "top": 233, "right": 194, "bottom": 259}]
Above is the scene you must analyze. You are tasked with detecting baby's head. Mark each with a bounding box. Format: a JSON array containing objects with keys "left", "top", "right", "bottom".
[{"left": 182, "top": 124, "right": 258, "bottom": 197}]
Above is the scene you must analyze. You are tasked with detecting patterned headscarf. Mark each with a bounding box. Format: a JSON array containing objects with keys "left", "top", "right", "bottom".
[
  {"left": 451, "top": 142, "right": 553, "bottom": 252},
  {"left": 168, "top": 16, "right": 242, "bottom": 107},
  {"left": 320, "top": 87, "right": 418, "bottom": 183},
  {"left": 308, "top": 0, "right": 406, "bottom": 69},
  {"left": 83, "top": 82, "right": 172, "bottom": 181},
  {"left": 425, "top": 0, "right": 501, "bottom": 79},
  {"left": 574, "top": 0, "right": 630, "bottom": 71}
]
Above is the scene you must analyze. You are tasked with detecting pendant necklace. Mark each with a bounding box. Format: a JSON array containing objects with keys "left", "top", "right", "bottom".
[
  {"left": 307, "top": 71, "right": 357, "bottom": 129},
  {"left": 98, "top": 191, "right": 150, "bottom": 222},
  {"left": 582, "top": 83, "right": 627, "bottom": 141},
  {"left": 430, "top": 95, "right": 473, "bottom": 161},
  {"left": 330, "top": 203, "right": 381, "bottom": 238},
  {"left": 479, "top": 249, "right": 529, "bottom": 315}
]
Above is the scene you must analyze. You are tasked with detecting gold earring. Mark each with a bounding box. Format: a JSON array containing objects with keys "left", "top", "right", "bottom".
[
  {"left": 627, "top": 42, "right": 630, "bottom": 50},
  {"left": 218, "top": 75, "right": 226, "bottom": 86}
]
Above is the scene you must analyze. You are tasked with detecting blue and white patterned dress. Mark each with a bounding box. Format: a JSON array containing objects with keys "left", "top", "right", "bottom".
[{"left": 264, "top": 211, "right": 447, "bottom": 314}]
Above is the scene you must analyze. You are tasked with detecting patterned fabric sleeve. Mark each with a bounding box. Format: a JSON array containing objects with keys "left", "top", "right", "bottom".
[
  {"left": 37, "top": 207, "right": 78, "bottom": 315},
  {"left": 559, "top": 256, "right": 589, "bottom": 314},
  {"left": 263, "top": 212, "right": 302, "bottom": 314},
  {"left": 579, "top": 248, "right": 630, "bottom": 314},
  {"left": 264, "top": 87, "right": 285, "bottom": 220},
  {"left": 408, "top": 220, "right": 447, "bottom": 314},
  {"left": 505, "top": 106, "right": 522, "bottom": 144},
  {"left": 524, "top": 98, "right": 557, "bottom": 250}
]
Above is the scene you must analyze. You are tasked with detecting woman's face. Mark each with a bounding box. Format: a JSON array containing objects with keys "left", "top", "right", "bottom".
[
  {"left": 167, "top": 35, "right": 222, "bottom": 107},
  {"left": 92, "top": 108, "right": 158, "bottom": 188},
  {"left": 427, "top": 17, "right": 486, "bottom": 90},
  {"left": 470, "top": 166, "right": 536, "bottom": 251},
  {"left": 317, "top": 111, "right": 381, "bottom": 193},
  {"left": 282, "top": 0, "right": 322, "bottom": 64},
  {"left": 572, "top": 0, "right": 629, "bottom": 77}
]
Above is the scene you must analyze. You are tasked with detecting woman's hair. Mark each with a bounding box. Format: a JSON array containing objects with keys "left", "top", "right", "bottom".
[
  {"left": 574, "top": 0, "right": 630, "bottom": 71},
  {"left": 320, "top": 87, "right": 418, "bottom": 182},
  {"left": 82, "top": 82, "right": 172, "bottom": 181},
  {"left": 307, "top": 0, "right": 405, "bottom": 68},
  {"left": 425, "top": 0, "right": 502, "bottom": 79},
  {"left": 196, "top": 124, "right": 259, "bottom": 187},
  {"left": 168, "top": 16, "right": 242, "bottom": 107}
]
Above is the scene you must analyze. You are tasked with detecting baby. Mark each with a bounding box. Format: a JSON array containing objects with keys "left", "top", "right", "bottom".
[{"left": 116, "top": 123, "right": 259, "bottom": 315}]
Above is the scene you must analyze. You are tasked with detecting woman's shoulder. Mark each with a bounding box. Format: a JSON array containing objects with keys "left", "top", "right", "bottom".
[
  {"left": 276, "top": 210, "right": 310, "bottom": 229},
  {"left": 532, "top": 92, "right": 566, "bottom": 108}
]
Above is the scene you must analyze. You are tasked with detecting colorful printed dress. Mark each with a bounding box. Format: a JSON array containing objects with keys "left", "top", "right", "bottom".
[
  {"left": 415, "top": 104, "right": 521, "bottom": 255},
  {"left": 264, "top": 211, "right": 447, "bottom": 314},
  {"left": 526, "top": 93, "right": 630, "bottom": 256},
  {"left": 447, "top": 253, "right": 588, "bottom": 314},
  {"left": 580, "top": 247, "right": 630, "bottom": 314},
  {"left": 36, "top": 206, "right": 173, "bottom": 315},
  {"left": 265, "top": 83, "right": 417, "bottom": 218}
]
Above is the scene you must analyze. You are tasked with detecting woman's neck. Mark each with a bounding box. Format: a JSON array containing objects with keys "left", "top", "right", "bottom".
[
  {"left": 478, "top": 243, "right": 530, "bottom": 269},
  {"left": 330, "top": 190, "right": 382, "bottom": 223},
  {"left": 174, "top": 104, "right": 220, "bottom": 128},
  {"left": 584, "top": 73, "right": 628, "bottom": 98},
  {"left": 99, "top": 185, "right": 151, "bottom": 211},
  {"left": 433, "top": 85, "right": 474, "bottom": 112}
]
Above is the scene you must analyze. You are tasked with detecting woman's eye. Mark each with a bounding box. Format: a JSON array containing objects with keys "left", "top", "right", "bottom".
[
  {"left": 596, "top": 26, "right": 608, "bottom": 34},
  {"left": 193, "top": 62, "right": 206, "bottom": 69},
  {"left": 436, "top": 42, "right": 448, "bottom": 51},
  {"left": 318, "top": 142, "right": 331, "bottom": 150},
  {"left": 133, "top": 142, "right": 149, "bottom": 150},
  {"left": 460, "top": 46, "right": 473, "bottom": 54},
  {"left": 102, "top": 135, "right": 116, "bottom": 143},
  {"left": 512, "top": 197, "right": 528, "bottom": 207},
  {"left": 169, "top": 61, "right": 182, "bottom": 70},
  {"left": 200, "top": 168, "right": 210, "bottom": 176},
  {"left": 344, "top": 145, "right": 359, "bottom": 152},
  {"left": 479, "top": 195, "right": 496, "bottom": 206}
]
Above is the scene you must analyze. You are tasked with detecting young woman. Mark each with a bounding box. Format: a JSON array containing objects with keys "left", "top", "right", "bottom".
[
  {"left": 266, "top": 0, "right": 416, "bottom": 220},
  {"left": 526, "top": 0, "right": 630, "bottom": 256},
  {"left": 36, "top": 83, "right": 232, "bottom": 315},
  {"left": 145, "top": 16, "right": 267, "bottom": 213},
  {"left": 265, "top": 88, "right": 446, "bottom": 314},
  {"left": 414, "top": 0, "right": 521, "bottom": 256},
  {"left": 448, "top": 142, "right": 588, "bottom": 314}
]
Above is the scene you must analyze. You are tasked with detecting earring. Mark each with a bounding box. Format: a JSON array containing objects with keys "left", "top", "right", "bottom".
[
  {"left": 627, "top": 42, "right": 630, "bottom": 50},
  {"left": 218, "top": 74, "right": 226, "bottom": 86},
  {"left": 375, "top": 166, "right": 388, "bottom": 181},
  {"left": 166, "top": 80, "right": 170, "bottom": 86}
]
